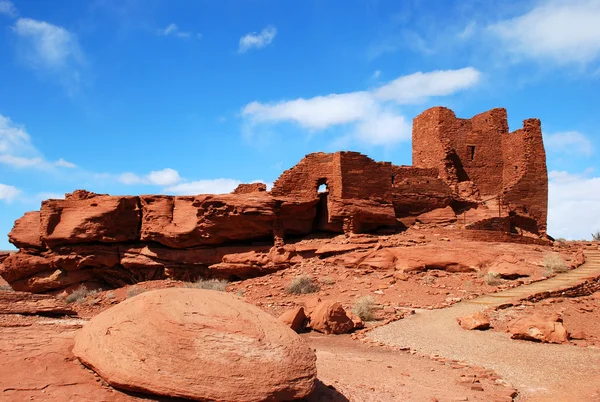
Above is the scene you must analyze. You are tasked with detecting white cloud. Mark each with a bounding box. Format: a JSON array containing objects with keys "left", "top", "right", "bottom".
[
  {"left": 0, "top": 114, "right": 77, "bottom": 170},
  {"left": 0, "top": 154, "right": 44, "bottom": 168},
  {"left": 489, "top": 0, "right": 600, "bottom": 64},
  {"left": 0, "top": 183, "right": 20, "bottom": 202},
  {"left": 354, "top": 110, "right": 411, "bottom": 145},
  {"left": 373, "top": 68, "right": 482, "bottom": 104},
  {"left": 548, "top": 170, "right": 600, "bottom": 240},
  {"left": 238, "top": 26, "right": 277, "bottom": 53},
  {"left": 0, "top": 0, "right": 17, "bottom": 17},
  {"left": 13, "top": 18, "right": 83, "bottom": 69},
  {"left": 457, "top": 22, "right": 477, "bottom": 40},
  {"left": 118, "top": 168, "right": 182, "bottom": 186},
  {"left": 159, "top": 23, "right": 198, "bottom": 39},
  {"left": 165, "top": 178, "right": 242, "bottom": 195},
  {"left": 54, "top": 158, "right": 77, "bottom": 168},
  {"left": 545, "top": 131, "right": 593, "bottom": 157},
  {"left": 242, "top": 67, "right": 481, "bottom": 146},
  {"left": 372, "top": 70, "right": 381, "bottom": 79},
  {"left": 243, "top": 92, "right": 376, "bottom": 130}
]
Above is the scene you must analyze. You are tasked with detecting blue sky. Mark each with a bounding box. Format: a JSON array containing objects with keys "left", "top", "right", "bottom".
[{"left": 1, "top": 0, "right": 599, "bottom": 249}]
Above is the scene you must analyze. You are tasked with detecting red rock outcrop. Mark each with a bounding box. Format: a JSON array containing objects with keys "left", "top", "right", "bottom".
[
  {"left": 0, "top": 291, "right": 76, "bottom": 316},
  {"left": 73, "top": 288, "right": 317, "bottom": 401},
  {"left": 3, "top": 107, "right": 550, "bottom": 293},
  {"left": 509, "top": 313, "right": 569, "bottom": 344}
]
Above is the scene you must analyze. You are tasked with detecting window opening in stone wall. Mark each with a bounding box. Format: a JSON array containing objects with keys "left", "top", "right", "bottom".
[
  {"left": 467, "top": 145, "right": 475, "bottom": 161},
  {"left": 316, "top": 178, "right": 328, "bottom": 194}
]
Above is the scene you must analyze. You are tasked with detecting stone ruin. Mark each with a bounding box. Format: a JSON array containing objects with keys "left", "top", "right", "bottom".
[{"left": 0, "top": 106, "right": 548, "bottom": 293}]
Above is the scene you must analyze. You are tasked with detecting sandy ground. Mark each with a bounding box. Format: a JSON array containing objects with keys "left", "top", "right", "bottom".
[{"left": 0, "top": 313, "right": 516, "bottom": 402}]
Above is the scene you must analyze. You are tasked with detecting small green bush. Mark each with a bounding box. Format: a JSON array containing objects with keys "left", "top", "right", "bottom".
[
  {"left": 66, "top": 285, "right": 98, "bottom": 304},
  {"left": 352, "top": 296, "right": 375, "bottom": 321},
  {"left": 285, "top": 275, "right": 320, "bottom": 294},
  {"left": 184, "top": 278, "right": 229, "bottom": 291},
  {"left": 0, "top": 284, "right": 14, "bottom": 291},
  {"left": 485, "top": 272, "right": 502, "bottom": 286},
  {"left": 543, "top": 253, "right": 568, "bottom": 275}
]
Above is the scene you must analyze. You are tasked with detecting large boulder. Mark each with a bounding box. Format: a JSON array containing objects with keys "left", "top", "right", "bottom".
[
  {"left": 73, "top": 288, "right": 317, "bottom": 401},
  {"left": 509, "top": 313, "right": 569, "bottom": 344}
]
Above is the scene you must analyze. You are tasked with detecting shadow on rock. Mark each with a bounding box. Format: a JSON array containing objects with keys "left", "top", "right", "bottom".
[{"left": 303, "top": 379, "right": 350, "bottom": 401}]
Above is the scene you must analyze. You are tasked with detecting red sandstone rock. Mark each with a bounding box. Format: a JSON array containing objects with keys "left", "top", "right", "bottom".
[
  {"left": 508, "top": 313, "right": 569, "bottom": 344},
  {"left": 0, "top": 291, "right": 76, "bottom": 315},
  {"left": 457, "top": 312, "right": 490, "bottom": 330},
  {"left": 232, "top": 182, "right": 267, "bottom": 194},
  {"left": 73, "top": 289, "right": 317, "bottom": 401},
  {"left": 40, "top": 196, "right": 140, "bottom": 246},
  {"left": 309, "top": 301, "right": 355, "bottom": 334},
  {"left": 489, "top": 261, "right": 533, "bottom": 279},
  {"left": 415, "top": 206, "right": 457, "bottom": 225},
  {"left": 8, "top": 211, "right": 43, "bottom": 249},
  {"left": 3, "top": 106, "right": 550, "bottom": 292},
  {"left": 0, "top": 251, "right": 11, "bottom": 264},
  {"left": 279, "top": 306, "right": 307, "bottom": 332},
  {"left": 140, "top": 194, "right": 278, "bottom": 248}
]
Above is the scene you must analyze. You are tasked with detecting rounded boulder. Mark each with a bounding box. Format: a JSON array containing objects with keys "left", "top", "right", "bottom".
[{"left": 73, "top": 288, "right": 317, "bottom": 401}]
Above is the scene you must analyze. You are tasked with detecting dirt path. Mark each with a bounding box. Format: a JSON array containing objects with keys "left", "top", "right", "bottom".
[{"left": 369, "top": 250, "right": 600, "bottom": 401}]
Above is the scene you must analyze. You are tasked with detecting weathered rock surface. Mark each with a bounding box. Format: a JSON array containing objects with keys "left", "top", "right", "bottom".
[
  {"left": 0, "top": 291, "right": 76, "bottom": 315},
  {"left": 415, "top": 206, "right": 457, "bottom": 225},
  {"left": 40, "top": 195, "right": 141, "bottom": 246},
  {"left": 509, "top": 313, "right": 569, "bottom": 344},
  {"left": 73, "top": 288, "right": 317, "bottom": 401},
  {"left": 309, "top": 301, "right": 355, "bottom": 334},
  {"left": 8, "top": 212, "right": 43, "bottom": 249},
  {"left": 279, "top": 306, "right": 307, "bottom": 333},
  {"left": 457, "top": 312, "right": 490, "bottom": 330}
]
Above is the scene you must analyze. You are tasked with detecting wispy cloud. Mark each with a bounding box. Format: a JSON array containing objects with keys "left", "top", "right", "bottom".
[
  {"left": 548, "top": 170, "right": 600, "bottom": 239},
  {"left": 242, "top": 67, "right": 481, "bottom": 146},
  {"left": 13, "top": 18, "right": 84, "bottom": 69},
  {"left": 12, "top": 18, "right": 85, "bottom": 91},
  {"left": 118, "top": 168, "right": 182, "bottom": 186},
  {"left": 0, "top": 114, "right": 76, "bottom": 170},
  {"left": 158, "top": 23, "right": 201, "bottom": 39},
  {"left": 545, "top": 131, "right": 593, "bottom": 157},
  {"left": 489, "top": 0, "right": 600, "bottom": 65},
  {"left": 165, "top": 178, "right": 243, "bottom": 195},
  {"left": 238, "top": 26, "right": 276, "bottom": 53},
  {"left": 0, "top": 183, "right": 21, "bottom": 203},
  {"left": 0, "top": 0, "right": 17, "bottom": 17}
]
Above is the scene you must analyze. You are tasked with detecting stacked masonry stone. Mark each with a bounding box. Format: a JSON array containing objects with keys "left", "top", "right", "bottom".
[{"left": 1, "top": 106, "right": 549, "bottom": 293}]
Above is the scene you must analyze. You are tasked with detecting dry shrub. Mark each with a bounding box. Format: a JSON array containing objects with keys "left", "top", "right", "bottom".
[
  {"left": 126, "top": 286, "right": 147, "bottom": 298},
  {"left": 285, "top": 275, "right": 319, "bottom": 294},
  {"left": 319, "top": 277, "right": 336, "bottom": 285},
  {"left": 485, "top": 272, "right": 502, "bottom": 286},
  {"left": 184, "top": 278, "right": 228, "bottom": 291},
  {"left": 0, "top": 285, "right": 14, "bottom": 291},
  {"left": 66, "top": 285, "right": 98, "bottom": 304},
  {"left": 543, "top": 253, "right": 568, "bottom": 275},
  {"left": 352, "top": 296, "right": 375, "bottom": 321},
  {"left": 592, "top": 231, "right": 600, "bottom": 241}
]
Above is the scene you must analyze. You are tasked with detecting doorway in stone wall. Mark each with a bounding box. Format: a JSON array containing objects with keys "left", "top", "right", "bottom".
[{"left": 314, "top": 178, "right": 333, "bottom": 232}]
